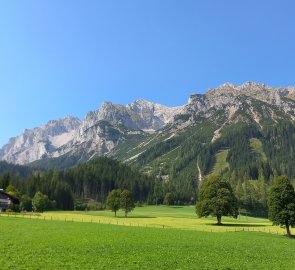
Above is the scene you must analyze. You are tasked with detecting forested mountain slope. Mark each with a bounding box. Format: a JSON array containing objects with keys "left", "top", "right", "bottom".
[
  {"left": 0, "top": 157, "right": 154, "bottom": 210},
  {"left": 2, "top": 82, "right": 295, "bottom": 216},
  {"left": 109, "top": 82, "right": 295, "bottom": 214}
]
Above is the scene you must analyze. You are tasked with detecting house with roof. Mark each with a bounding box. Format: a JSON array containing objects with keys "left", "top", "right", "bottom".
[{"left": 0, "top": 189, "right": 20, "bottom": 212}]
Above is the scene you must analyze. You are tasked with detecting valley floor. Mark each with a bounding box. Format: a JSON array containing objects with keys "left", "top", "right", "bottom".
[
  {"left": 1, "top": 206, "right": 294, "bottom": 269},
  {"left": 4, "top": 205, "right": 287, "bottom": 234}
]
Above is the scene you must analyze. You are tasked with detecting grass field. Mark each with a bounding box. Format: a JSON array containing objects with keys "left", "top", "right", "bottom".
[
  {"left": 1, "top": 212, "right": 295, "bottom": 270},
  {"left": 1, "top": 206, "right": 287, "bottom": 234}
]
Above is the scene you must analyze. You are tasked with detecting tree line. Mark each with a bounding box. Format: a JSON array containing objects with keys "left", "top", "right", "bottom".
[
  {"left": 196, "top": 174, "right": 295, "bottom": 237},
  {"left": 0, "top": 157, "right": 154, "bottom": 212}
]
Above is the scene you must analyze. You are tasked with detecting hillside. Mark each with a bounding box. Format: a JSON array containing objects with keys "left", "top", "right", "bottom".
[
  {"left": 0, "top": 161, "right": 34, "bottom": 178},
  {"left": 3, "top": 82, "right": 295, "bottom": 215}
]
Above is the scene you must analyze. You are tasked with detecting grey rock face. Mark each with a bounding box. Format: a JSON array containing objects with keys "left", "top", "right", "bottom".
[
  {"left": 0, "top": 116, "right": 81, "bottom": 164},
  {"left": 85, "top": 99, "right": 184, "bottom": 131},
  {"left": 2, "top": 82, "right": 295, "bottom": 165},
  {"left": 0, "top": 100, "right": 184, "bottom": 165},
  {"left": 185, "top": 82, "right": 295, "bottom": 115},
  {"left": 48, "top": 100, "right": 185, "bottom": 160}
]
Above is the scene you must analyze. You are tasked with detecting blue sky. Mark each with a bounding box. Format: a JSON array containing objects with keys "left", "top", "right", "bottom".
[{"left": 0, "top": 0, "right": 295, "bottom": 147}]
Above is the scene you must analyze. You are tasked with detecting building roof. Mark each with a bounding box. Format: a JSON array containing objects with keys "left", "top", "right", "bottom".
[{"left": 0, "top": 190, "right": 20, "bottom": 204}]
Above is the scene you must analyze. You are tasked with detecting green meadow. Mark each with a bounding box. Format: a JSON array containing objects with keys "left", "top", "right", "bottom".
[
  {"left": 38, "top": 206, "right": 284, "bottom": 234},
  {"left": 1, "top": 206, "right": 294, "bottom": 269}
]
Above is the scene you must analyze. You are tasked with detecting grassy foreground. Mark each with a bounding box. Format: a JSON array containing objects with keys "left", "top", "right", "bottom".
[{"left": 1, "top": 215, "right": 295, "bottom": 270}]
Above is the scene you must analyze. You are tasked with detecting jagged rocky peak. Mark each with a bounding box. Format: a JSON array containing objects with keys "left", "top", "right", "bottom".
[
  {"left": 128, "top": 99, "right": 185, "bottom": 124},
  {"left": 128, "top": 99, "right": 154, "bottom": 108},
  {"left": 83, "top": 99, "right": 185, "bottom": 131},
  {"left": 0, "top": 115, "right": 81, "bottom": 165},
  {"left": 186, "top": 81, "right": 295, "bottom": 117},
  {"left": 187, "top": 94, "right": 209, "bottom": 113},
  {"left": 208, "top": 81, "right": 295, "bottom": 97},
  {"left": 40, "top": 115, "right": 81, "bottom": 136},
  {"left": 188, "top": 94, "right": 206, "bottom": 104},
  {"left": 203, "top": 81, "right": 295, "bottom": 104},
  {"left": 206, "top": 81, "right": 265, "bottom": 98},
  {"left": 215, "top": 82, "right": 236, "bottom": 91},
  {"left": 55, "top": 99, "right": 187, "bottom": 163},
  {"left": 17, "top": 115, "right": 81, "bottom": 142},
  {"left": 238, "top": 81, "right": 268, "bottom": 90}
]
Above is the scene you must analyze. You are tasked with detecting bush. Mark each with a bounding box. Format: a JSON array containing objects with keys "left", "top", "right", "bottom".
[
  {"left": 86, "top": 199, "right": 104, "bottom": 211},
  {"left": 32, "top": 192, "right": 56, "bottom": 212},
  {"left": 75, "top": 203, "right": 87, "bottom": 211}
]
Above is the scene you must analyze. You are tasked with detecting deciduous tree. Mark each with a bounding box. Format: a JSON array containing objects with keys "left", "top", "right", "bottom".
[
  {"left": 120, "top": 189, "right": 135, "bottom": 218},
  {"left": 106, "top": 189, "right": 121, "bottom": 217},
  {"left": 268, "top": 176, "right": 295, "bottom": 237},
  {"left": 196, "top": 175, "right": 238, "bottom": 225},
  {"left": 32, "top": 191, "right": 55, "bottom": 212},
  {"left": 32, "top": 192, "right": 47, "bottom": 212}
]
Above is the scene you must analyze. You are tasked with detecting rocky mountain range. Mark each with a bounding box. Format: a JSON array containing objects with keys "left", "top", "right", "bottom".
[
  {"left": 2, "top": 81, "right": 295, "bottom": 171},
  {"left": 0, "top": 99, "right": 184, "bottom": 165},
  {"left": 0, "top": 116, "right": 81, "bottom": 165}
]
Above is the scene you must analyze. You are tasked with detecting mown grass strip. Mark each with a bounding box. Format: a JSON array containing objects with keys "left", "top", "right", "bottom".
[{"left": 0, "top": 216, "right": 294, "bottom": 270}]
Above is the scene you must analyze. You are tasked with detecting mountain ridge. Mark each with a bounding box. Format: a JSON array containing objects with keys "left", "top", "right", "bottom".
[
  {"left": 2, "top": 81, "right": 295, "bottom": 167},
  {"left": 0, "top": 99, "right": 185, "bottom": 165}
]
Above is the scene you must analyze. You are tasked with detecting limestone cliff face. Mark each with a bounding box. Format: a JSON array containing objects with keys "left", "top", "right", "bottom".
[
  {"left": 188, "top": 82, "right": 295, "bottom": 112},
  {"left": 49, "top": 100, "right": 185, "bottom": 159},
  {"left": 84, "top": 99, "right": 184, "bottom": 130},
  {"left": 0, "top": 99, "right": 184, "bottom": 164},
  {"left": 185, "top": 82, "right": 295, "bottom": 122},
  {"left": 2, "top": 82, "right": 295, "bottom": 165},
  {"left": 0, "top": 116, "right": 81, "bottom": 164}
]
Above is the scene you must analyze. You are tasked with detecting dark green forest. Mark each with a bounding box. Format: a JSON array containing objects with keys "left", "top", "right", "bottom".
[
  {"left": 0, "top": 161, "right": 33, "bottom": 178},
  {"left": 0, "top": 157, "right": 154, "bottom": 211}
]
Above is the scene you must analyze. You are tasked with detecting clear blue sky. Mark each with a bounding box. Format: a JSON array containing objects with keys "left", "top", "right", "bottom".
[{"left": 1, "top": 0, "right": 295, "bottom": 147}]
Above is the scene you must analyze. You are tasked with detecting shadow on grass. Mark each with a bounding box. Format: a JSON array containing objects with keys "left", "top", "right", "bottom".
[
  {"left": 285, "top": 235, "right": 295, "bottom": 239},
  {"left": 207, "top": 223, "right": 267, "bottom": 228}
]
